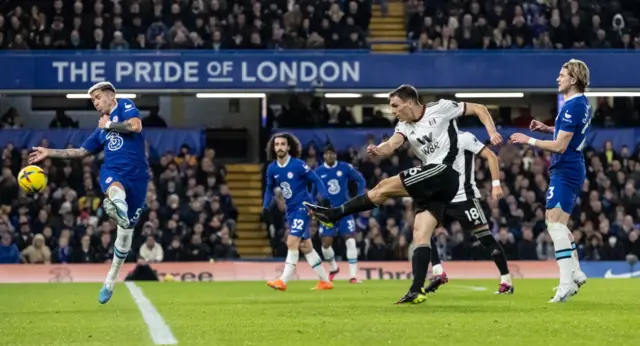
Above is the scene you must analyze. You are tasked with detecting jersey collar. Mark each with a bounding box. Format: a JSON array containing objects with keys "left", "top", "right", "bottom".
[
  {"left": 276, "top": 155, "right": 291, "bottom": 168},
  {"left": 323, "top": 162, "right": 338, "bottom": 169},
  {"left": 563, "top": 93, "right": 583, "bottom": 102}
]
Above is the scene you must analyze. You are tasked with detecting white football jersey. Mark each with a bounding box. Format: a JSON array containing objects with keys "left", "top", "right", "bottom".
[
  {"left": 394, "top": 99, "right": 465, "bottom": 166},
  {"left": 451, "top": 131, "right": 486, "bottom": 203}
]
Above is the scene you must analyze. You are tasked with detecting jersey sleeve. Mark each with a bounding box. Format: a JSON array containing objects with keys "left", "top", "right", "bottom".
[
  {"left": 394, "top": 121, "right": 407, "bottom": 140},
  {"left": 458, "top": 132, "right": 485, "bottom": 155},
  {"left": 117, "top": 98, "right": 141, "bottom": 121},
  {"left": 80, "top": 129, "right": 103, "bottom": 154},
  {"left": 301, "top": 161, "right": 328, "bottom": 200},
  {"left": 556, "top": 101, "right": 587, "bottom": 133},
  {"left": 437, "top": 99, "right": 466, "bottom": 121},
  {"left": 346, "top": 163, "right": 366, "bottom": 195},
  {"left": 262, "top": 164, "right": 275, "bottom": 209}
]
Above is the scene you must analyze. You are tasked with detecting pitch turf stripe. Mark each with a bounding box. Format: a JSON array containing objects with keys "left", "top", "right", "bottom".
[{"left": 125, "top": 282, "right": 178, "bottom": 345}]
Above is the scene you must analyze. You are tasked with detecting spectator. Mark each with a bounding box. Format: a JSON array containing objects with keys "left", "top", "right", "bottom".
[
  {"left": 20, "top": 233, "right": 51, "bottom": 264},
  {"left": 0, "top": 233, "right": 20, "bottom": 264},
  {"left": 139, "top": 235, "right": 164, "bottom": 263}
]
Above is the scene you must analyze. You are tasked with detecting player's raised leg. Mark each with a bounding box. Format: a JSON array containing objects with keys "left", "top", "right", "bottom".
[
  {"left": 304, "top": 175, "right": 407, "bottom": 227},
  {"left": 103, "top": 181, "right": 131, "bottom": 229},
  {"left": 99, "top": 177, "right": 147, "bottom": 304},
  {"left": 396, "top": 209, "right": 438, "bottom": 304}
]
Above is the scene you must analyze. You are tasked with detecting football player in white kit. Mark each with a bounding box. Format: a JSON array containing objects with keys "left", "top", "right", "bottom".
[
  {"left": 425, "top": 131, "right": 514, "bottom": 295},
  {"left": 305, "top": 85, "right": 502, "bottom": 304}
]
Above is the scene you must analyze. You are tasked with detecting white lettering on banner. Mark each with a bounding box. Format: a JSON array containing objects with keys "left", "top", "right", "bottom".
[
  {"left": 52, "top": 61, "right": 105, "bottom": 83},
  {"left": 52, "top": 59, "right": 360, "bottom": 85},
  {"left": 116, "top": 61, "right": 200, "bottom": 83},
  {"left": 206, "top": 61, "right": 234, "bottom": 82},
  {"left": 240, "top": 61, "right": 360, "bottom": 84}
]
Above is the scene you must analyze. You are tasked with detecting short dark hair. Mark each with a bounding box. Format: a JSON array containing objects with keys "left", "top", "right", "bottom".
[
  {"left": 389, "top": 84, "right": 419, "bottom": 102},
  {"left": 266, "top": 132, "right": 302, "bottom": 161}
]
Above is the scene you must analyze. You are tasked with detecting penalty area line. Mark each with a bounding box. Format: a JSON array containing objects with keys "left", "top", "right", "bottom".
[{"left": 125, "top": 281, "right": 178, "bottom": 345}]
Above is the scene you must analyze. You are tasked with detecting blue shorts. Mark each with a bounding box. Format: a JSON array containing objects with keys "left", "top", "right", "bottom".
[
  {"left": 99, "top": 168, "right": 149, "bottom": 227},
  {"left": 319, "top": 216, "right": 356, "bottom": 238},
  {"left": 287, "top": 208, "right": 311, "bottom": 240},
  {"left": 546, "top": 174, "right": 583, "bottom": 214}
]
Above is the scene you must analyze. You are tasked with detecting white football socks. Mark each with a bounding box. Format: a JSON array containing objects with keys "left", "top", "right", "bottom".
[
  {"left": 548, "top": 222, "right": 574, "bottom": 287},
  {"left": 280, "top": 250, "right": 299, "bottom": 283},
  {"left": 108, "top": 186, "right": 129, "bottom": 216},
  {"left": 570, "top": 241, "right": 582, "bottom": 274},
  {"left": 321, "top": 246, "right": 339, "bottom": 271},
  {"left": 432, "top": 264, "right": 444, "bottom": 276},
  {"left": 500, "top": 274, "right": 513, "bottom": 285},
  {"left": 345, "top": 238, "right": 358, "bottom": 279},
  {"left": 305, "top": 249, "right": 329, "bottom": 282},
  {"left": 105, "top": 226, "right": 133, "bottom": 289}
]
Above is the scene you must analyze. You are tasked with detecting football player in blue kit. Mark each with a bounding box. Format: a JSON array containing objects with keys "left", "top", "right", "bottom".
[
  {"left": 510, "top": 59, "right": 591, "bottom": 302},
  {"left": 263, "top": 133, "right": 334, "bottom": 291},
  {"left": 314, "top": 144, "right": 366, "bottom": 283},
  {"left": 29, "top": 81, "right": 149, "bottom": 304}
]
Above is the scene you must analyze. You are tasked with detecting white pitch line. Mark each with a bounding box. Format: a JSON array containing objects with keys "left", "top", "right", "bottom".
[
  {"left": 449, "top": 284, "right": 488, "bottom": 291},
  {"left": 125, "top": 282, "right": 178, "bottom": 345}
]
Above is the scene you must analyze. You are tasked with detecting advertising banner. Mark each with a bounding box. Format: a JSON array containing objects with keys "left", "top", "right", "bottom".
[
  {"left": 0, "top": 51, "right": 638, "bottom": 91},
  {"left": 0, "top": 261, "right": 636, "bottom": 283}
]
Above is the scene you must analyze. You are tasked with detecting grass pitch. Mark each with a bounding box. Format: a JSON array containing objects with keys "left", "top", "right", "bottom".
[{"left": 1, "top": 279, "right": 638, "bottom": 346}]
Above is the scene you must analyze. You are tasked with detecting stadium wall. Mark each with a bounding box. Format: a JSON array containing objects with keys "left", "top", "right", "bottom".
[{"left": 0, "top": 261, "right": 636, "bottom": 283}]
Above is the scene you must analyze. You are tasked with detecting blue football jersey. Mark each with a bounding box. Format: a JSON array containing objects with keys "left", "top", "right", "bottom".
[
  {"left": 314, "top": 161, "right": 365, "bottom": 207},
  {"left": 81, "top": 98, "right": 148, "bottom": 177},
  {"left": 550, "top": 94, "right": 592, "bottom": 171},
  {"left": 263, "top": 157, "right": 328, "bottom": 215}
]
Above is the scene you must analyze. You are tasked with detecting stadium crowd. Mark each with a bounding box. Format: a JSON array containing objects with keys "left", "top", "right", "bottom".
[
  {"left": 0, "top": 141, "right": 240, "bottom": 264},
  {"left": 271, "top": 135, "right": 640, "bottom": 262},
  {"left": 0, "top": 0, "right": 371, "bottom": 50},
  {"left": 406, "top": 0, "right": 640, "bottom": 51}
]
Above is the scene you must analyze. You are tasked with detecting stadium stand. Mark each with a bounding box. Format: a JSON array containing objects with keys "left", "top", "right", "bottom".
[
  {"left": 406, "top": 0, "right": 640, "bottom": 52},
  {"left": 0, "top": 0, "right": 372, "bottom": 50},
  {"left": 0, "top": 0, "right": 639, "bottom": 266}
]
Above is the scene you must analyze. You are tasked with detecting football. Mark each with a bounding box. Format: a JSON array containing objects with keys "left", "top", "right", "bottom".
[{"left": 17, "top": 165, "right": 48, "bottom": 193}]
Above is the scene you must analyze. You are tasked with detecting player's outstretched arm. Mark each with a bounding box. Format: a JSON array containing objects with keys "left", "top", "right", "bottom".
[
  {"left": 28, "top": 147, "right": 90, "bottom": 164},
  {"left": 99, "top": 115, "right": 142, "bottom": 133},
  {"left": 368, "top": 133, "right": 405, "bottom": 157},
  {"left": 478, "top": 147, "right": 503, "bottom": 201},
  {"left": 529, "top": 119, "right": 554, "bottom": 133},
  {"left": 464, "top": 103, "right": 502, "bottom": 145},
  {"left": 510, "top": 131, "right": 573, "bottom": 154}
]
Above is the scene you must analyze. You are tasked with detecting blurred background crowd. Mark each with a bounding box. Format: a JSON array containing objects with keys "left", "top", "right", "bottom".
[
  {"left": 1, "top": 0, "right": 640, "bottom": 265},
  {"left": 0, "top": 0, "right": 371, "bottom": 51}
]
